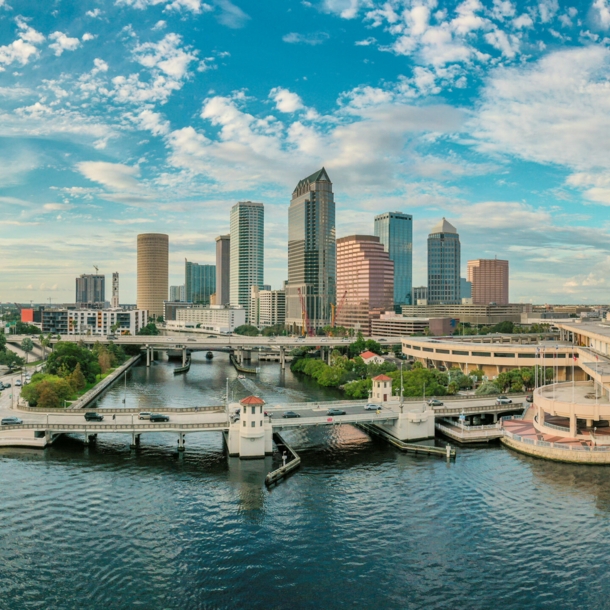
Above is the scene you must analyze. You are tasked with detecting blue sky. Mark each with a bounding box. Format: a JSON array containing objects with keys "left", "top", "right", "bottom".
[{"left": 1, "top": 0, "right": 610, "bottom": 304}]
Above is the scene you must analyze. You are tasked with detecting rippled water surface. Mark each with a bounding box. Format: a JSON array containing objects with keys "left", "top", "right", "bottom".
[{"left": 2, "top": 354, "right": 610, "bottom": 609}]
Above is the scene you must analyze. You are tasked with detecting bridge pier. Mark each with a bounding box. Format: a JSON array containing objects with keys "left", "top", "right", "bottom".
[
  {"left": 130, "top": 433, "right": 141, "bottom": 449},
  {"left": 146, "top": 346, "right": 151, "bottom": 367},
  {"left": 177, "top": 432, "right": 185, "bottom": 452},
  {"left": 182, "top": 348, "right": 187, "bottom": 366},
  {"left": 83, "top": 431, "right": 90, "bottom": 446},
  {"left": 279, "top": 346, "right": 286, "bottom": 370},
  {"left": 243, "top": 349, "right": 251, "bottom": 361}
]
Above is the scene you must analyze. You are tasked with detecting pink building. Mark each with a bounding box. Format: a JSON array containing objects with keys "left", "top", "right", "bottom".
[
  {"left": 336, "top": 235, "right": 394, "bottom": 334},
  {"left": 467, "top": 258, "right": 509, "bottom": 305}
]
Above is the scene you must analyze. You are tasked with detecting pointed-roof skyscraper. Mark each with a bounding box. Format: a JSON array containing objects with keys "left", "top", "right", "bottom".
[
  {"left": 427, "top": 217, "right": 461, "bottom": 304},
  {"left": 285, "top": 168, "right": 336, "bottom": 334}
]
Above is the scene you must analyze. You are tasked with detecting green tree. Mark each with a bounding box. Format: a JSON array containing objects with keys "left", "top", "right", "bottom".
[
  {"left": 37, "top": 383, "right": 60, "bottom": 409},
  {"left": 234, "top": 324, "right": 259, "bottom": 336},
  {"left": 475, "top": 381, "right": 501, "bottom": 395},
  {"left": 20, "top": 338, "right": 34, "bottom": 367},
  {"left": 137, "top": 323, "right": 160, "bottom": 336},
  {"left": 46, "top": 342, "right": 101, "bottom": 382},
  {"left": 69, "top": 363, "right": 87, "bottom": 391}
]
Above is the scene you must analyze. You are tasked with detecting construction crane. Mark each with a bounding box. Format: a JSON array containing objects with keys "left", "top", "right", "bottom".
[
  {"left": 330, "top": 290, "right": 348, "bottom": 328},
  {"left": 93, "top": 265, "right": 99, "bottom": 273},
  {"left": 297, "top": 287, "right": 313, "bottom": 337}
]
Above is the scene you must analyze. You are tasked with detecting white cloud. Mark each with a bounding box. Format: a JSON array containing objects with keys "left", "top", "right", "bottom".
[
  {"left": 134, "top": 108, "right": 170, "bottom": 135},
  {"left": 49, "top": 31, "right": 81, "bottom": 56},
  {"left": 215, "top": 0, "right": 250, "bottom": 28},
  {"left": 592, "top": 0, "right": 610, "bottom": 29},
  {"left": 355, "top": 37, "right": 376, "bottom": 46},
  {"left": 283, "top": 31, "right": 330, "bottom": 45},
  {"left": 134, "top": 33, "right": 197, "bottom": 79},
  {"left": 0, "top": 18, "right": 45, "bottom": 71},
  {"left": 322, "top": 0, "right": 370, "bottom": 19},
  {"left": 82, "top": 33, "right": 95, "bottom": 42},
  {"left": 77, "top": 161, "right": 141, "bottom": 190},
  {"left": 472, "top": 46, "right": 610, "bottom": 174},
  {"left": 43, "top": 203, "right": 74, "bottom": 211},
  {"left": 269, "top": 87, "right": 304, "bottom": 113},
  {"left": 86, "top": 8, "right": 102, "bottom": 18}
]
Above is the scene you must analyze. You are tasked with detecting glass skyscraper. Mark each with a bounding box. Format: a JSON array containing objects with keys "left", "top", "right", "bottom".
[
  {"left": 286, "top": 168, "right": 336, "bottom": 333},
  {"left": 427, "top": 218, "right": 461, "bottom": 304},
  {"left": 185, "top": 261, "right": 216, "bottom": 305},
  {"left": 230, "top": 201, "right": 264, "bottom": 316},
  {"left": 374, "top": 211, "right": 413, "bottom": 307}
]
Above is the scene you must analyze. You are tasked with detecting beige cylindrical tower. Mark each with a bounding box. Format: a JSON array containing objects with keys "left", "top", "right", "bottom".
[{"left": 137, "top": 233, "right": 168, "bottom": 319}]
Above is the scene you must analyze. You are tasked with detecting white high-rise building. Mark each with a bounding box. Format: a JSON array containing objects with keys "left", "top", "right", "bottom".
[
  {"left": 111, "top": 272, "right": 119, "bottom": 308},
  {"left": 229, "top": 201, "right": 264, "bottom": 317}
]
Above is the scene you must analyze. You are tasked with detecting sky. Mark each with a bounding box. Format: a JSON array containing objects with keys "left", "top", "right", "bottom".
[{"left": 0, "top": 0, "right": 610, "bottom": 305}]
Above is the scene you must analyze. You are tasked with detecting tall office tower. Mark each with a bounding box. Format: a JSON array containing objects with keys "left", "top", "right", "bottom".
[
  {"left": 111, "top": 272, "right": 119, "bottom": 308},
  {"left": 467, "top": 258, "right": 509, "bottom": 305},
  {"left": 185, "top": 260, "right": 216, "bottom": 305},
  {"left": 170, "top": 285, "right": 185, "bottom": 302},
  {"left": 229, "top": 201, "right": 264, "bottom": 316},
  {"left": 413, "top": 286, "right": 428, "bottom": 304},
  {"left": 75, "top": 274, "right": 105, "bottom": 305},
  {"left": 335, "top": 235, "right": 394, "bottom": 334},
  {"left": 374, "top": 211, "right": 413, "bottom": 307},
  {"left": 137, "top": 233, "right": 168, "bottom": 319},
  {"left": 286, "top": 168, "right": 336, "bottom": 333},
  {"left": 427, "top": 218, "right": 461, "bottom": 305},
  {"left": 215, "top": 234, "right": 230, "bottom": 305}
]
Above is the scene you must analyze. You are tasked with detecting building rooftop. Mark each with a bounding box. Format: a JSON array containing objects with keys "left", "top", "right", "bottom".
[
  {"left": 360, "top": 351, "right": 378, "bottom": 359},
  {"left": 240, "top": 395, "right": 265, "bottom": 405},
  {"left": 429, "top": 217, "right": 457, "bottom": 235},
  {"left": 293, "top": 167, "right": 330, "bottom": 192},
  {"left": 373, "top": 374, "right": 392, "bottom": 381}
]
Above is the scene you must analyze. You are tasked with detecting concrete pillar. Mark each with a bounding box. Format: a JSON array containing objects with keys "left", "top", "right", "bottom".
[
  {"left": 279, "top": 346, "right": 286, "bottom": 370},
  {"left": 83, "top": 432, "right": 90, "bottom": 445},
  {"left": 177, "top": 432, "right": 185, "bottom": 452},
  {"left": 243, "top": 349, "right": 251, "bottom": 361},
  {"left": 569, "top": 414, "right": 577, "bottom": 437},
  {"left": 130, "top": 432, "right": 139, "bottom": 449},
  {"left": 493, "top": 413, "right": 498, "bottom": 423},
  {"left": 586, "top": 418, "right": 593, "bottom": 428},
  {"left": 146, "top": 346, "right": 151, "bottom": 367},
  {"left": 182, "top": 348, "right": 187, "bottom": 366}
]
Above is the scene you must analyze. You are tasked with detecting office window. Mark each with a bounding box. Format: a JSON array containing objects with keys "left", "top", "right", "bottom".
[{"left": 251, "top": 421, "right": 256, "bottom": 428}]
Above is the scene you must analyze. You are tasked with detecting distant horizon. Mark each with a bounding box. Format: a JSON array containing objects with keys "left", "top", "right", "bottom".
[{"left": 1, "top": 1, "right": 609, "bottom": 304}]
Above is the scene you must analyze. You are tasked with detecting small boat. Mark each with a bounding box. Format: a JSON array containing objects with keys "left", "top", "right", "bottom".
[
  {"left": 238, "top": 374, "right": 246, "bottom": 380},
  {"left": 206, "top": 351, "right": 214, "bottom": 360}
]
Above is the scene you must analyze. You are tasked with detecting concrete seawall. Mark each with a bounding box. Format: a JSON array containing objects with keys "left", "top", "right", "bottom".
[{"left": 501, "top": 434, "right": 610, "bottom": 465}]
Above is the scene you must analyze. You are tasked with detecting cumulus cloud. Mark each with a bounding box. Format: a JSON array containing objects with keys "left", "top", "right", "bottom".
[
  {"left": 269, "top": 87, "right": 304, "bottom": 113},
  {"left": 215, "top": 0, "right": 249, "bottom": 27},
  {"left": 592, "top": 0, "right": 610, "bottom": 29},
  {"left": 0, "top": 18, "right": 45, "bottom": 71},
  {"left": 49, "top": 32, "right": 81, "bottom": 56},
  {"left": 77, "top": 161, "right": 141, "bottom": 190}
]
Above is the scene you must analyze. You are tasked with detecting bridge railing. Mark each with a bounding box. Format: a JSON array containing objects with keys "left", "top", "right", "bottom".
[
  {"left": 0, "top": 421, "right": 229, "bottom": 432},
  {"left": 503, "top": 428, "right": 610, "bottom": 452},
  {"left": 271, "top": 412, "right": 399, "bottom": 427}
]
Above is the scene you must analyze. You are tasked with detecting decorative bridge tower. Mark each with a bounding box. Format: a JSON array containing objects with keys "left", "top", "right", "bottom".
[{"left": 226, "top": 395, "right": 273, "bottom": 459}]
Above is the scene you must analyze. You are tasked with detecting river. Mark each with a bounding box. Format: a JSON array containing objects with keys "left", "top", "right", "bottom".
[{"left": 1, "top": 352, "right": 610, "bottom": 609}]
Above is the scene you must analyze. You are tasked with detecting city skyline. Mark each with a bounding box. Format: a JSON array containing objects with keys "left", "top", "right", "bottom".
[{"left": 1, "top": 1, "right": 609, "bottom": 304}]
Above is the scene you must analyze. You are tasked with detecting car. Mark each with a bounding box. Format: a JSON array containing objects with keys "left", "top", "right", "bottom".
[
  {"left": 149, "top": 414, "right": 170, "bottom": 422},
  {"left": 14, "top": 380, "right": 21, "bottom": 386},
  {"left": 327, "top": 408, "right": 346, "bottom": 416},
  {"left": 84, "top": 412, "right": 104, "bottom": 422},
  {"left": 364, "top": 403, "right": 381, "bottom": 411},
  {"left": 4, "top": 382, "right": 10, "bottom": 388},
  {"left": 187, "top": 338, "right": 196, "bottom": 342},
  {"left": 526, "top": 395, "right": 533, "bottom": 403},
  {"left": 207, "top": 335, "right": 216, "bottom": 338},
  {"left": 138, "top": 412, "right": 153, "bottom": 420},
  {"left": 107, "top": 335, "right": 117, "bottom": 340},
  {"left": 496, "top": 396, "right": 513, "bottom": 405},
  {"left": 428, "top": 399, "right": 444, "bottom": 406},
  {"left": 1, "top": 417, "right": 23, "bottom": 425},
  {"left": 282, "top": 411, "right": 301, "bottom": 418}
]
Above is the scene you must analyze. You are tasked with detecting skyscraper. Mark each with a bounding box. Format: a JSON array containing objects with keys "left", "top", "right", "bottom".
[
  {"left": 111, "top": 272, "right": 119, "bottom": 308},
  {"left": 427, "top": 218, "right": 461, "bottom": 304},
  {"left": 185, "top": 260, "right": 216, "bottom": 305},
  {"left": 374, "top": 211, "right": 413, "bottom": 307},
  {"left": 336, "top": 235, "right": 394, "bottom": 334},
  {"left": 467, "top": 258, "right": 509, "bottom": 305},
  {"left": 229, "top": 201, "right": 264, "bottom": 315},
  {"left": 286, "top": 168, "right": 336, "bottom": 333},
  {"left": 169, "top": 285, "right": 185, "bottom": 302},
  {"left": 137, "top": 233, "right": 168, "bottom": 319},
  {"left": 215, "top": 234, "right": 230, "bottom": 305},
  {"left": 76, "top": 274, "right": 105, "bottom": 305}
]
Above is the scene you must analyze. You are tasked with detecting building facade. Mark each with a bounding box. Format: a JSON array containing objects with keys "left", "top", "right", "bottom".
[
  {"left": 111, "top": 272, "right": 119, "bottom": 309},
  {"left": 413, "top": 286, "right": 428, "bottom": 304},
  {"left": 215, "top": 234, "right": 231, "bottom": 305},
  {"left": 137, "top": 233, "right": 168, "bottom": 319},
  {"left": 400, "top": 302, "right": 532, "bottom": 325},
  {"left": 230, "top": 202, "right": 264, "bottom": 317},
  {"left": 169, "top": 285, "right": 185, "bottom": 302},
  {"left": 169, "top": 305, "right": 246, "bottom": 334},
  {"left": 286, "top": 168, "right": 336, "bottom": 333},
  {"left": 335, "top": 235, "right": 394, "bottom": 334},
  {"left": 460, "top": 278, "right": 472, "bottom": 301},
  {"left": 249, "top": 286, "right": 286, "bottom": 328},
  {"left": 427, "top": 218, "right": 461, "bottom": 305},
  {"left": 374, "top": 211, "right": 413, "bottom": 307},
  {"left": 185, "top": 260, "right": 216, "bottom": 305},
  {"left": 467, "top": 258, "right": 509, "bottom": 305},
  {"left": 42, "top": 309, "right": 147, "bottom": 336},
  {"left": 163, "top": 300, "right": 189, "bottom": 322},
  {"left": 75, "top": 274, "right": 105, "bottom": 305}
]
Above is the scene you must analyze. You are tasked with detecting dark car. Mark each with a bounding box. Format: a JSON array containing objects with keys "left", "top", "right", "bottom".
[
  {"left": 84, "top": 412, "right": 104, "bottom": 422},
  {"left": 282, "top": 411, "right": 301, "bottom": 419},
  {"left": 3, "top": 382, "right": 10, "bottom": 388},
  {"left": 327, "top": 408, "right": 347, "bottom": 416},
  {"left": 1, "top": 417, "right": 23, "bottom": 425},
  {"left": 149, "top": 414, "right": 170, "bottom": 422},
  {"left": 428, "top": 398, "right": 444, "bottom": 407}
]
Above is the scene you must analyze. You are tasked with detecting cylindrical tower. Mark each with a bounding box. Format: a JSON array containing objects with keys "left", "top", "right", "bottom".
[{"left": 137, "top": 233, "right": 168, "bottom": 319}]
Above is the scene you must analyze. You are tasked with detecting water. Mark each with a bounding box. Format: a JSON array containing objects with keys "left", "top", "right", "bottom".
[{"left": 1, "top": 354, "right": 610, "bottom": 609}]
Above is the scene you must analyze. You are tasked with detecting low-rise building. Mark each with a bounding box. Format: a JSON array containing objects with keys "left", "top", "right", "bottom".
[
  {"left": 42, "top": 308, "right": 147, "bottom": 336},
  {"left": 400, "top": 303, "right": 531, "bottom": 325},
  {"left": 359, "top": 351, "right": 385, "bottom": 365},
  {"left": 168, "top": 305, "right": 246, "bottom": 334},
  {"left": 371, "top": 313, "right": 456, "bottom": 337},
  {"left": 164, "top": 300, "right": 191, "bottom": 322}
]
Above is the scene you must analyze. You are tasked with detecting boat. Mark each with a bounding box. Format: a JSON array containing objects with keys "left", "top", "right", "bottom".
[
  {"left": 238, "top": 374, "right": 246, "bottom": 379},
  {"left": 206, "top": 351, "right": 214, "bottom": 360},
  {"left": 173, "top": 357, "right": 191, "bottom": 375}
]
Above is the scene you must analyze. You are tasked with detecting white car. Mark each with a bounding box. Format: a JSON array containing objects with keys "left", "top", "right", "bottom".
[
  {"left": 138, "top": 412, "right": 153, "bottom": 420},
  {"left": 364, "top": 403, "right": 381, "bottom": 411},
  {"left": 496, "top": 396, "right": 513, "bottom": 405},
  {"left": 14, "top": 379, "right": 21, "bottom": 386}
]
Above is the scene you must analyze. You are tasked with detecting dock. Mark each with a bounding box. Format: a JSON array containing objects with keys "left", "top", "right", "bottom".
[{"left": 265, "top": 433, "right": 301, "bottom": 486}]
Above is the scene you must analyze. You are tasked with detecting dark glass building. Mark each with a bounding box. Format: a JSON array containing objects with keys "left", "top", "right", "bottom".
[
  {"left": 185, "top": 260, "right": 216, "bottom": 305},
  {"left": 427, "top": 218, "right": 461, "bottom": 305},
  {"left": 286, "top": 168, "right": 336, "bottom": 333}
]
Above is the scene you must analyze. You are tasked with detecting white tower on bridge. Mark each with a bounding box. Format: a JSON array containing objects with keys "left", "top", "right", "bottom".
[{"left": 226, "top": 395, "right": 273, "bottom": 459}]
